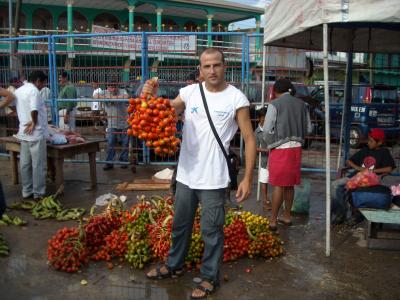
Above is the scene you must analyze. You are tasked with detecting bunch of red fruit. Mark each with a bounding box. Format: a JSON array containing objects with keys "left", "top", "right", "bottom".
[
  {"left": 84, "top": 214, "right": 122, "bottom": 257},
  {"left": 126, "top": 78, "right": 180, "bottom": 156},
  {"left": 47, "top": 227, "right": 89, "bottom": 273},
  {"left": 92, "top": 229, "right": 128, "bottom": 261},
  {"left": 147, "top": 213, "right": 173, "bottom": 261},
  {"left": 223, "top": 219, "right": 249, "bottom": 262}
]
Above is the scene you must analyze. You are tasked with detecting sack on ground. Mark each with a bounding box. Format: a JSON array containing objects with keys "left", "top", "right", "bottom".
[
  {"left": 351, "top": 185, "right": 392, "bottom": 209},
  {"left": 291, "top": 179, "right": 311, "bottom": 214}
]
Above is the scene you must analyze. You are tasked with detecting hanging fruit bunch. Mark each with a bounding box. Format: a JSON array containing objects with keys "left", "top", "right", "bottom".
[{"left": 127, "top": 78, "right": 180, "bottom": 156}]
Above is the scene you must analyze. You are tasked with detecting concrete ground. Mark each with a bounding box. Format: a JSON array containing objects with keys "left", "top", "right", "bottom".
[{"left": 0, "top": 157, "right": 399, "bottom": 300}]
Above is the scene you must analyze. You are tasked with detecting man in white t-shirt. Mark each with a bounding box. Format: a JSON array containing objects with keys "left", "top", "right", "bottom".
[
  {"left": 0, "top": 71, "right": 48, "bottom": 200},
  {"left": 91, "top": 83, "right": 104, "bottom": 129},
  {"left": 146, "top": 48, "right": 256, "bottom": 298}
]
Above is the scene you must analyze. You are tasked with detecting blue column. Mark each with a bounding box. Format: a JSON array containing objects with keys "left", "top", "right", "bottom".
[{"left": 343, "top": 52, "right": 353, "bottom": 162}]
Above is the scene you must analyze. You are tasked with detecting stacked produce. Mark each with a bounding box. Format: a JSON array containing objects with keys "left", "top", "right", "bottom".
[
  {"left": 10, "top": 196, "right": 85, "bottom": 221},
  {"left": 47, "top": 195, "right": 283, "bottom": 273},
  {"left": 126, "top": 78, "right": 180, "bottom": 156}
]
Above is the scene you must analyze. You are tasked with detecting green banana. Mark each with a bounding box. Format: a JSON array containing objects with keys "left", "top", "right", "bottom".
[
  {"left": 21, "top": 200, "right": 36, "bottom": 210},
  {"left": 38, "top": 211, "right": 54, "bottom": 220},
  {"left": 9, "top": 202, "right": 23, "bottom": 209},
  {"left": 12, "top": 216, "right": 27, "bottom": 226},
  {"left": 0, "top": 220, "right": 7, "bottom": 226},
  {"left": 2, "top": 214, "right": 13, "bottom": 224}
]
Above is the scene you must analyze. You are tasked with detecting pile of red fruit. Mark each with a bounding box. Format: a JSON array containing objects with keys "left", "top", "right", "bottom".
[
  {"left": 47, "top": 227, "right": 89, "bottom": 273},
  {"left": 46, "top": 195, "right": 283, "bottom": 273},
  {"left": 126, "top": 78, "right": 180, "bottom": 156}
]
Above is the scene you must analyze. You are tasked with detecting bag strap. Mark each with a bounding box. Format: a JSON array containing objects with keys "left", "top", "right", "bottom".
[{"left": 199, "top": 82, "right": 231, "bottom": 165}]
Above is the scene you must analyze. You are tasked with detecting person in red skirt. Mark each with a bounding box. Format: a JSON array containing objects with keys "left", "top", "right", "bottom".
[{"left": 263, "top": 78, "right": 312, "bottom": 231}]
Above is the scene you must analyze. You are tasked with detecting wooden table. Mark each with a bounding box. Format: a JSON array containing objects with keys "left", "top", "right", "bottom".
[{"left": 0, "top": 136, "right": 102, "bottom": 190}]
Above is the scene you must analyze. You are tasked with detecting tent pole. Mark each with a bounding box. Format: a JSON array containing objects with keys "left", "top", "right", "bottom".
[
  {"left": 323, "top": 23, "right": 331, "bottom": 257},
  {"left": 343, "top": 52, "right": 353, "bottom": 162},
  {"left": 337, "top": 51, "right": 353, "bottom": 169},
  {"left": 257, "top": 45, "right": 268, "bottom": 202}
]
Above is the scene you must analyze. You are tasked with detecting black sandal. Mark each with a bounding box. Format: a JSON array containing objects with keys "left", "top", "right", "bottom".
[
  {"left": 191, "top": 279, "right": 218, "bottom": 299},
  {"left": 146, "top": 264, "right": 184, "bottom": 280}
]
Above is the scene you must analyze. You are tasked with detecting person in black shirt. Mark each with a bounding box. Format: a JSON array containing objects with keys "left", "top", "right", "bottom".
[{"left": 331, "top": 128, "right": 396, "bottom": 224}]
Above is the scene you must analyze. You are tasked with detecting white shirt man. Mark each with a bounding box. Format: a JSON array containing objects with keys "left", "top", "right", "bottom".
[{"left": 13, "top": 73, "right": 48, "bottom": 199}]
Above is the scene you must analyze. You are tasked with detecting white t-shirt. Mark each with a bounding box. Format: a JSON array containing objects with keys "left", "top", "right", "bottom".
[
  {"left": 40, "top": 87, "right": 51, "bottom": 100},
  {"left": 176, "top": 82, "right": 249, "bottom": 189},
  {"left": 14, "top": 82, "right": 48, "bottom": 141},
  {"left": 92, "top": 88, "right": 104, "bottom": 110}
]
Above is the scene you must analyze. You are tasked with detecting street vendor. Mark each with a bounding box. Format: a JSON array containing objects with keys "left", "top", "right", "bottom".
[
  {"left": 0, "top": 71, "right": 48, "bottom": 200},
  {"left": 331, "top": 128, "right": 396, "bottom": 225},
  {"left": 145, "top": 47, "right": 256, "bottom": 299}
]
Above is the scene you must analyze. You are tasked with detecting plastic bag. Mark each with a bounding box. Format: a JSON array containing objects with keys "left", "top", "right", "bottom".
[
  {"left": 291, "top": 179, "right": 311, "bottom": 214},
  {"left": 345, "top": 170, "right": 380, "bottom": 190},
  {"left": 390, "top": 184, "right": 400, "bottom": 196}
]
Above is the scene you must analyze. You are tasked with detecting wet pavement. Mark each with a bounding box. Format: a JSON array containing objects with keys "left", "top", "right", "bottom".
[{"left": 0, "top": 157, "right": 399, "bottom": 300}]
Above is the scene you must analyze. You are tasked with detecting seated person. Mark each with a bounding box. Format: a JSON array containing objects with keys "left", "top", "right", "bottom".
[{"left": 331, "top": 128, "right": 396, "bottom": 225}]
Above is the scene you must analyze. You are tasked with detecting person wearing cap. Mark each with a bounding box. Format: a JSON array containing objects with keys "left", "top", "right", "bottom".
[{"left": 331, "top": 128, "right": 396, "bottom": 225}]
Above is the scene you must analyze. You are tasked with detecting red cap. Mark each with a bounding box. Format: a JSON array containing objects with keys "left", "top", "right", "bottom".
[{"left": 369, "top": 128, "right": 385, "bottom": 143}]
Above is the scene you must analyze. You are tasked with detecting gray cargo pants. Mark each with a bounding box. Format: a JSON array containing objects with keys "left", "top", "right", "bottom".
[
  {"left": 167, "top": 181, "right": 226, "bottom": 283},
  {"left": 20, "top": 138, "right": 47, "bottom": 198}
]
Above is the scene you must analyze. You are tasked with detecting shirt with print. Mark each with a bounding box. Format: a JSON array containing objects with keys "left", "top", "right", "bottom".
[
  {"left": 176, "top": 82, "right": 249, "bottom": 189},
  {"left": 14, "top": 82, "right": 48, "bottom": 141},
  {"left": 58, "top": 83, "right": 77, "bottom": 111},
  {"left": 349, "top": 147, "right": 396, "bottom": 174},
  {"left": 104, "top": 89, "right": 129, "bottom": 129}
]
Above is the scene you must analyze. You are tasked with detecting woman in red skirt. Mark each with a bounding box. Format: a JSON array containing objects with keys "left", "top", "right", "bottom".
[{"left": 263, "top": 79, "right": 312, "bottom": 231}]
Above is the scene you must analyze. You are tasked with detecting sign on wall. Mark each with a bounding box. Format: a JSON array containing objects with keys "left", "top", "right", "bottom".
[{"left": 91, "top": 25, "right": 196, "bottom": 52}]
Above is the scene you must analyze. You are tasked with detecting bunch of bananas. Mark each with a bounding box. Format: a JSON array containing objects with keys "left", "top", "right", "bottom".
[
  {"left": 9, "top": 200, "right": 36, "bottom": 210},
  {"left": 31, "top": 196, "right": 85, "bottom": 221},
  {"left": 0, "top": 233, "right": 9, "bottom": 256},
  {"left": 11, "top": 195, "right": 85, "bottom": 221},
  {"left": 31, "top": 196, "right": 63, "bottom": 219},
  {"left": 55, "top": 208, "right": 86, "bottom": 221},
  {"left": 0, "top": 214, "right": 27, "bottom": 226}
]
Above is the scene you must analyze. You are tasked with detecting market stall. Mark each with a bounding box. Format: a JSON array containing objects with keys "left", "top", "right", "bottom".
[{"left": 263, "top": 0, "right": 400, "bottom": 256}]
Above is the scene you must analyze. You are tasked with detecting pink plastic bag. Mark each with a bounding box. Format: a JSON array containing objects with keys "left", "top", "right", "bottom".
[{"left": 346, "top": 170, "right": 380, "bottom": 190}]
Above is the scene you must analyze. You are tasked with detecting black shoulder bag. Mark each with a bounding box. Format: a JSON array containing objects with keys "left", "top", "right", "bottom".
[{"left": 199, "top": 83, "right": 239, "bottom": 190}]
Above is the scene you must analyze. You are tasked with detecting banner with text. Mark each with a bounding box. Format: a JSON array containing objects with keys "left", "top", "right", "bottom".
[{"left": 90, "top": 25, "right": 196, "bottom": 52}]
